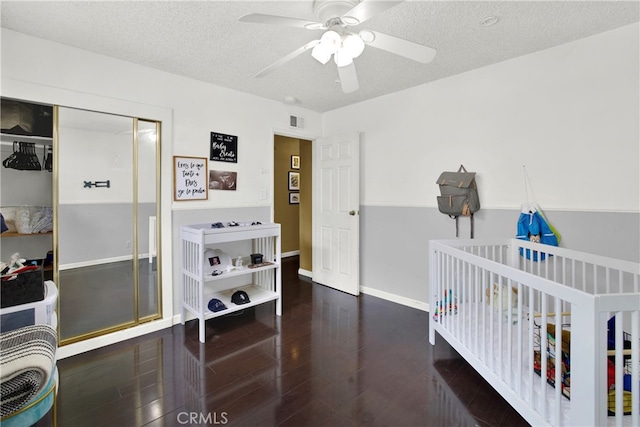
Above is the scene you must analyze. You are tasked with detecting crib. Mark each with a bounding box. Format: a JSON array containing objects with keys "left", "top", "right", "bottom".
[{"left": 428, "top": 238, "right": 640, "bottom": 427}]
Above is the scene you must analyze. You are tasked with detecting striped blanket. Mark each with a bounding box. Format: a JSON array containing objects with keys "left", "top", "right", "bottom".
[{"left": 0, "top": 325, "right": 57, "bottom": 418}]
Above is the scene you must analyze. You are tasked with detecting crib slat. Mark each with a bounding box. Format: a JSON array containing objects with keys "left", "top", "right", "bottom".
[
  {"left": 614, "top": 312, "right": 623, "bottom": 427},
  {"left": 539, "top": 294, "right": 548, "bottom": 420},
  {"left": 553, "top": 297, "right": 562, "bottom": 427},
  {"left": 631, "top": 310, "right": 639, "bottom": 427}
]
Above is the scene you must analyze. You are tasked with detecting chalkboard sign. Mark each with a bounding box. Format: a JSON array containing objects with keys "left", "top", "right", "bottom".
[
  {"left": 173, "top": 156, "right": 208, "bottom": 201},
  {"left": 210, "top": 132, "right": 238, "bottom": 163}
]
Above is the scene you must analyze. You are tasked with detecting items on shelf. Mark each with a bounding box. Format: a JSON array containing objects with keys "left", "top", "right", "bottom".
[
  {"left": 248, "top": 262, "right": 274, "bottom": 269},
  {"left": 1, "top": 98, "right": 53, "bottom": 138},
  {"left": 0, "top": 206, "right": 53, "bottom": 234},
  {"left": 231, "top": 290, "right": 251, "bottom": 305},
  {"left": 1, "top": 253, "right": 27, "bottom": 275},
  {"left": 204, "top": 248, "right": 232, "bottom": 276},
  {"left": 210, "top": 221, "right": 262, "bottom": 229},
  {"left": 207, "top": 298, "right": 227, "bottom": 312}
]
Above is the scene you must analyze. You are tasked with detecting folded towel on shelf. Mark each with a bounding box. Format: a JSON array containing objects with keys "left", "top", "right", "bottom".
[{"left": 0, "top": 325, "right": 57, "bottom": 417}]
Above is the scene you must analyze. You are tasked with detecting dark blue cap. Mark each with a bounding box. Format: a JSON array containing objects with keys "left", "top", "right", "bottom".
[{"left": 208, "top": 298, "right": 227, "bottom": 312}]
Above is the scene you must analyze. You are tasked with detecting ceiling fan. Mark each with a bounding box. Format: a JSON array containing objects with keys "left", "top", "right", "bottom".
[{"left": 239, "top": 0, "right": 437, "bottom": 93}]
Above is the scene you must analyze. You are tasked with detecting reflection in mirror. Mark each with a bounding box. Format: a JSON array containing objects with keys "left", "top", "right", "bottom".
[
  {"left": 56, "top": 109, "right": 161, "bottom": 343},
  {"left": 57, "top": 107, "right": 136, "bottom": 342}
]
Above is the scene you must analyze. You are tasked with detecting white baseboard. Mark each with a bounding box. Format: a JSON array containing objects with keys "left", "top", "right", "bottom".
[
  {"left": 57, "top": 317, "right": 173, "bottom": 359},
  {"left": 282, "top": 250, "right": 300, "bottom": 258},
  {"left": 360, "top": 286, "right": 430, "bottom": 312},
  {"left": 57, "top": 287, "right": 428, "bottom": 360},
  {"left": 298, "top": 268, "right": 312, "bottom": 278},
  {"left": 59, "top": 253, "right": 151, "bottom": 271}
]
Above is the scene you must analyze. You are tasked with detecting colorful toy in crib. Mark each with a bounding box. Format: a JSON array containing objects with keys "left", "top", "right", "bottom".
[
  {"left": 607, "top": 359, "right": 636, "bottom": 416},
  {"left": 606, "top": 316, "right": 636, "bottom": 416},
  {"left": 532, "top": 316, "right": 638, "bottom": 414},
  {"left": 533, "top": 323, "right": 571, "bottom": 400},
  {"left": 432, "top": 289, "right": 457, "bottom": 321}
]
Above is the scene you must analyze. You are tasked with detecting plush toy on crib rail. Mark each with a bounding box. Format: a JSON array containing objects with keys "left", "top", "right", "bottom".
[
  {"left": 485, "top": 284, "right": 520, "bottom": 323},
  {"left": 432, "top": 289, "right": 457, "bottom": 321}
]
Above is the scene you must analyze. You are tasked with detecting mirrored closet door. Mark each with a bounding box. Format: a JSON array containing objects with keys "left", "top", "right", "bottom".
[{"left": 55, "top": 107, "right": 161, "bottom": 344}]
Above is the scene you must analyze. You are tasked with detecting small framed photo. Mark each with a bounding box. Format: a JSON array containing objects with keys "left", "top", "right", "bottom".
[
  {"left": 288, "top": 171, "right": 300, "bottom": 191},
  {"left": 291, "top": 155, "right": 300, "bottom": 170},
  {"left": 289, "top": 192, "right": 300, "bottom": 204}
]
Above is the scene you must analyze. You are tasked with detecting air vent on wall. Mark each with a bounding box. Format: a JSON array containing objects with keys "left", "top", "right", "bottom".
[{"left": 289, "top": 115, "right": 304, "bottom": 129}]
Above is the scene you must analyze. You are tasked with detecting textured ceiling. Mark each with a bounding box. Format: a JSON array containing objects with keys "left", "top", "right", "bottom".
[{"left": 1, "top": 1, "right": 638, "bottom": 112}]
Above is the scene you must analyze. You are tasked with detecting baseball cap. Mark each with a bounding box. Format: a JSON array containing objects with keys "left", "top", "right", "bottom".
[
  {"left": 207, "top": 298, "right": 227, "bottom": 312},
  {"left": 231, "top": 290, "right": 250, "bottom": 305}
]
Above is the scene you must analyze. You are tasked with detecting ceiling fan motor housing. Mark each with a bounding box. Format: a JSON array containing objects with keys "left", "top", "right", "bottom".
[{"left": 313, "top": 0, "right": 360, "bottom": 27}]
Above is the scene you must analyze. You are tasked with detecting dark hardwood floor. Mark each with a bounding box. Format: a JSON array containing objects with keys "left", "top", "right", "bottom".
[{"left": 44, "top": 256, "right": 529, "bottom": 426}]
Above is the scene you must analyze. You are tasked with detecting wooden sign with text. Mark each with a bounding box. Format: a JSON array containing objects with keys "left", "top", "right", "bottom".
[{"left": 173, "top": 156, "right": 208, "bottom": 201}]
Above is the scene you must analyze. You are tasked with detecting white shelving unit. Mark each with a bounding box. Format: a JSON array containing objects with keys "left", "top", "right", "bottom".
[{"left": 180, "top": 222, "right": 281, "bottom": 342}]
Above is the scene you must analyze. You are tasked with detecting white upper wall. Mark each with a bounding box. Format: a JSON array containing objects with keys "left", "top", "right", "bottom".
[
  {"left": 0, "top": 28, "right": 323, "bottom": 210},
  {"left": 324, "top": 23, "right": 640, "bottom": 213}
]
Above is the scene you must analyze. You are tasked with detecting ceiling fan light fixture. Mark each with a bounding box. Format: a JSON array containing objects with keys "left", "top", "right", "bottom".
[
  {"left": 358, "top": 30, "right": 375, "bottom": 44},
  {"left": 341, "top": 15, "right": 360, "bottom": 26},
  {"left": 334, "top": 48, "right": 353, "bottom": 67},
  {"left": 311, "top": 43, "right": 332, "bottom": 64},
  {"left": 304, "top": 22, "right": 325, "bottom": 30},
  {"left": 342, "top": 33, "right": 365, "bottom": 58},
  {"left": 320, "top": 30, "right": 342, "bottom": 54}
]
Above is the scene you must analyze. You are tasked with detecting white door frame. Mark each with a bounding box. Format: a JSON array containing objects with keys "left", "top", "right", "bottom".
[{"left": 271, "top": 128, "right": 360, "bottom": 295}]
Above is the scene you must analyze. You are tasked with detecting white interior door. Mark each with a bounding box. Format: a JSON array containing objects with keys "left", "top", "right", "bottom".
[{"left": 312, "top": 132, "right": 360, "bottom": 295}]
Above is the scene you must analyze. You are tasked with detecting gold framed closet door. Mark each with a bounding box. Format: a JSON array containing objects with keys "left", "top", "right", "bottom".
[{"left": 55, "top": 107, "right": 161, "bottom": 344}]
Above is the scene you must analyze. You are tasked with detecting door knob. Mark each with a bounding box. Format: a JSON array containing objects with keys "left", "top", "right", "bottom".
[{"left": 349, "top": 210, "right": 356, "bottom": 216}]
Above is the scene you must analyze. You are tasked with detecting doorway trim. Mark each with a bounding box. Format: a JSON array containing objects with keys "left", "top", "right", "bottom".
[{"left": 271, "top": 127, "right": 319, "bottom": 278}]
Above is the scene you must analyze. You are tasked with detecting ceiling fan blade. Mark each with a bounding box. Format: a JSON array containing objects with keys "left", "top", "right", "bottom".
[
  {"left": 361, "top": 30, "right": 437, "bottom": 64},
  {"left": 337, "top": 62, "right": 359, "bottom": 93},
  {"left": 342, "top": 1, "right": 404, "bottom": 25},
  {"left": 255, "top": 40, "right": 320, "bottom": 78},
  {"left": 239, "top": 13, "right": 322, "bottom": 29}
]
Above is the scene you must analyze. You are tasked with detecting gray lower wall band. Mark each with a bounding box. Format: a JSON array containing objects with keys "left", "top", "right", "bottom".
[{"left": 361, "top": 206, "right": 640, "bottom": 305}]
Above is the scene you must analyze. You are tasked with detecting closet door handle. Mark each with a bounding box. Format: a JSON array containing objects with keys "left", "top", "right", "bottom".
[{"left": 349, "top": 210, "right": 356, "bottom": 216}]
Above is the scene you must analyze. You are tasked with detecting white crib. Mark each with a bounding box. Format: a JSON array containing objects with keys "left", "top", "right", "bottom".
[{"left": 429, "top": 238, "right": 640, "bottom": 427}]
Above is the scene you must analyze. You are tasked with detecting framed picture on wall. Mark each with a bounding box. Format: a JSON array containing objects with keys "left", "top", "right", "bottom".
[
  {"left": 291, "top": 155, "right": 300, "bottom": 170},
  {"left": 209, "top": 170, "right": 237, "bottom": 191},
  {"left": 173, "top": 156, "right": 208, "bottom": 201},
  {"left": 288, "top": 171, "right": 300, "bottom": 191},
  {"left": 289, "top": 193, "right": 300, "bottom": 204}
]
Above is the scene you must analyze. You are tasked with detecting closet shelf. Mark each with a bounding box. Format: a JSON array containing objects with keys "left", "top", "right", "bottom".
[
  {"left": 1, "top": 133, "right": 52, "bottom": 145},
  {"left": 0, "top": 231, "right": 53, "bottom": 238}
]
